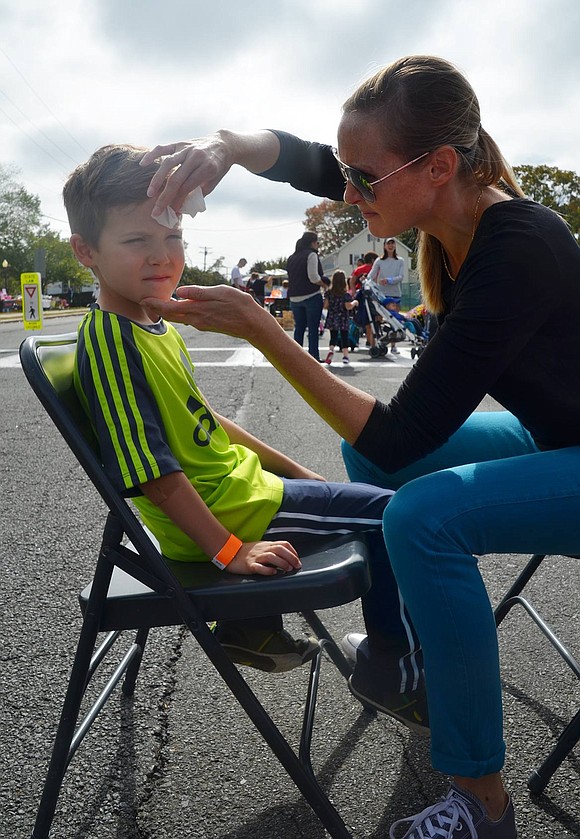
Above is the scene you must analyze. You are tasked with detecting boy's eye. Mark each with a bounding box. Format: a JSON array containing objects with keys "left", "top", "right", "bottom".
[{"left": 124, "top": 237, "right": 145, "bottom": 244}]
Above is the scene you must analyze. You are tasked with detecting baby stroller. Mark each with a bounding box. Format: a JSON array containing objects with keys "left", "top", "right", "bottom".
[
  {"left": 359, "top": 280, "right": 410, "bottom": 358},
  {"left": 400, "top": 302, "right": 432, "bottom": 359}
]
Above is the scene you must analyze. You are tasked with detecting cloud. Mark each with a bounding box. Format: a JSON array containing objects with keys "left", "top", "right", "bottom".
[{"left": 2, "top": 0, "right": 580, "bottom": 272}]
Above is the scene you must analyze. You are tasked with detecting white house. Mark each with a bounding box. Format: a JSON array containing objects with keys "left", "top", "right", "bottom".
[{"left": 320, "top": 228, "right": 421, "bottom": 308}]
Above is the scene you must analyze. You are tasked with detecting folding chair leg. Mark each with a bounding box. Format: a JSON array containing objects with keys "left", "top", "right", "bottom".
[
  {"left": 495, "top": 553, "right": 580, "bottom": 795},
  {"left": 32, "top": 611, "right": 107, "bottom": 837},
  {"left": 299, "top": 640, "right": 335, "bottom": 777},
  {"left": 185, "top": 618, "right": 354, "bottom": 839},
  {"left": 123, "top": 628, "right": 150, "bottom": 696},
  {"left": 33, "top": 518, "right": 120, "bottom": 839},
  {"left": 301, "top": 610, "right": 354, "bottom": 680},
  {"left": 528, "top": 708, "right": 580, "bottom": 794},
  {"left": 494, "top": 554, "right": 546, "bottom": 626}
]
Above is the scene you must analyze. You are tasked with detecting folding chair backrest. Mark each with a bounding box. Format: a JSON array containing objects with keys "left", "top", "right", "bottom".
[{"left": 20, "top": 332, "right": 159, "bottom": 563}]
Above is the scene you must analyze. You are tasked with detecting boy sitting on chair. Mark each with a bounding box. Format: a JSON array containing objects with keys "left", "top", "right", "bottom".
[{"left": 62, "top": 146, "right": 426, "bottom": 728}]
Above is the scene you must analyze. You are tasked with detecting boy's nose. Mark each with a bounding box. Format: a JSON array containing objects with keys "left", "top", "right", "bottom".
[{"left": 148, "top": 245, "right": 171, "bottom": 264}]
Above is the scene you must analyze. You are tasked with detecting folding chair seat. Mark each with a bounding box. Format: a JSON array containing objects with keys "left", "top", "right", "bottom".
[
  {"left": 494, "top": 553, "right": 580, "bottom": 794},
  {"left": 20, "top": 332, "right": 372, "bottom": 839}
]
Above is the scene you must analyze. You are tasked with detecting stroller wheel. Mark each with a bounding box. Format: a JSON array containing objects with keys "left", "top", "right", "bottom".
[
  {"left": 369, "top": 345, "right": 381, "bottom": 358},
  {"left": 379, "top": 346, "right": 388, "bottom": 356},
  {"left": 411, "top": 347, "right": 417, "bottom": 359}
]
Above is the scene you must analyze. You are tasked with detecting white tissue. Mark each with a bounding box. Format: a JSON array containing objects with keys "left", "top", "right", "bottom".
[{"left": 153, "top": 186, "right": 206, "bottom": 228}]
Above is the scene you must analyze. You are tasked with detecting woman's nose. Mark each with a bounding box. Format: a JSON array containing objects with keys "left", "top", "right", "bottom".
[{"left": 343, "top": 180, "right": 362, "bottom": 206}]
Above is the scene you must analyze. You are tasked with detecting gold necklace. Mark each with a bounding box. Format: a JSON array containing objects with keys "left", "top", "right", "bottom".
[{"left": 441, "top": 190, "right": 483, "bottom": 282}]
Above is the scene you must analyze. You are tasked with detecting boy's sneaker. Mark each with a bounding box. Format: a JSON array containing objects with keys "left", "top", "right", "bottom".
[
  {"left": 342, "top": 633, "right": 430, "bottom": 735},
  {"left": 342, "top": 356, "right": 350, "bottom": 364},
  {"left": 391, "top": 346, "right": 400, "bottom": 354},
  {"left": 341, "top": 631, "right": 366, "bottom": 665},
  {"left": 324, "top": 351, "right": 333, "bottom": 364},
  {"left": 389, "top": 784, "right": 517, "bottom": 838},
  {"left": 214, "top": 625, "right": 319, "bottom": 673}
]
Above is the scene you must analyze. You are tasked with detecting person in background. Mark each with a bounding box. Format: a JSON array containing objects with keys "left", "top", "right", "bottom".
[
  {"left": 285, "top": 232, "right": 327, "bottom": 362},
  {"left": 248, "top": 271, "right": 268, "bottom": 306},
  {"left": 367, "top": 238, "right": 405, "bottom": 353},
  {"left": 140, "top": 52, "right": 580, "bottom": 838},
  {"left": 350, "top": 250, "right": 380, "bottom": 348},
  {"left": 323, "top": 269, "right": 359, "bottom": 365},
  {"left": 230, "top": 257, "right": 247, "bottom": 289}
]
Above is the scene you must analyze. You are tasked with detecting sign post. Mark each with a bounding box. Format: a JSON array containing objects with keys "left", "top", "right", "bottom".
[{"left": 21, "top": 272, "right": 43, "bottom": 331}]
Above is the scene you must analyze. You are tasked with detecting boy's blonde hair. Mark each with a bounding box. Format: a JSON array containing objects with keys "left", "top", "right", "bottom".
[{"left": 63, "top": 144, "right": 160, "bottom": 247}]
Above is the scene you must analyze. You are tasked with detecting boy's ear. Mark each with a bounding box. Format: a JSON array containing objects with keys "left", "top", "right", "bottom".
[{"left": 70, "top": 233, "right": 97, "bottom": 268}]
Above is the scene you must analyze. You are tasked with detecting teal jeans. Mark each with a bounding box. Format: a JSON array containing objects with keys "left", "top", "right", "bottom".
[{"left": 342, "top": 412, "right": 580, "bottom": 777}]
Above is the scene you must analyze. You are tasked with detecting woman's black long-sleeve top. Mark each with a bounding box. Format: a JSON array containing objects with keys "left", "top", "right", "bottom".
[{"left": 260, "top": 131, "right": 580, "bottom": 473}]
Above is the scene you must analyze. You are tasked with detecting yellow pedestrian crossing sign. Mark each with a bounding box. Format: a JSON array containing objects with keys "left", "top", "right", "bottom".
[{"left": 21, "top": 272, "right": 43, "bottom": 331}]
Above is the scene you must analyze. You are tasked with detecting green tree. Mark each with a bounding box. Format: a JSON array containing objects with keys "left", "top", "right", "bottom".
[
  {"left": 252, "top": 257, "right": 287, "bottom": 273},
  {"left": 0, "top": 164, "right": 45, "bottom": 291},
  {"left": 514, "top": 164, "right": 580, "bottom": 239},
  {"left": 180, "top": 256, "right": 228, "bottom": 287},
  {"left": 303, "top": 199, "right": 365, "bottom": 253},
  {"left": 34, "top": 230, "right": 94, "bottom": 292}
]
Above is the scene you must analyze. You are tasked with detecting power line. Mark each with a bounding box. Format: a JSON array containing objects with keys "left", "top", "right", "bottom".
[
  {"left": 0, "top": 101, "right": 71, "bottom": 175},
  {"left": 0, "top": 86, "right": 80, "bottom": 168},
  {"left": 0, "top": 45, "right": 90, "bottom": 157}
]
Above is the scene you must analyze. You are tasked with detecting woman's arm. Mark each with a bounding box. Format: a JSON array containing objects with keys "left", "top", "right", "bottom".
[
  {"left": 367, "top": 259, "right": 380, "bottom": 282},
  {"left": 142, "top": 129, "right": 344, "bottom": 216},
  {"left": 143, "top": 285, "right": 376, "bottom": 444},
  {"left": 307, "top": 251, "right": 326, "bottom": 285}
]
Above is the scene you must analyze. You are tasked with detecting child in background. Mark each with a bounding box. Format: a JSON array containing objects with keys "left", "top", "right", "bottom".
[{"left": 323, "top": 270, "right": 359, "bottom": 365}]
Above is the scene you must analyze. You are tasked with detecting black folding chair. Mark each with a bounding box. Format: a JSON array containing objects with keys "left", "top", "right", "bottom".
[
  {"left": 494, "top": 553, "right": 580, "bottom": 794},
  {"left": 20, "top": 332, "right": 372, "bottom": 839}
]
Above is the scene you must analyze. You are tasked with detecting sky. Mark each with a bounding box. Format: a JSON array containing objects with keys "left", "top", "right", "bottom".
[{"left": 2, "top": 0, "right": 580, "bottom": 279}]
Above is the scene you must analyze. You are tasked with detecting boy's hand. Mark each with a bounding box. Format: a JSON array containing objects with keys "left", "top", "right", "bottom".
[{"left": 227, "top": 540, "right": 301, "bottom": 576}]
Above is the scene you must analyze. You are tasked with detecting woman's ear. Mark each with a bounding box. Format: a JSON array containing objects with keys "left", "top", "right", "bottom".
[
  {"left": 70, "top": 233, "right": 97, "bottom": 267},
  {"left": 428, "top": 146, "right": 459, "bottom": 187}
]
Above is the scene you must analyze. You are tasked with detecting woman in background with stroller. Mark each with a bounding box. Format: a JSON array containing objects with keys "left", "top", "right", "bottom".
[
  {"left": 143, "top": 54, "right": 580, "bottom": 839},
  {"left": 367, "top": 237, "right": 405, "bottom": 354}
]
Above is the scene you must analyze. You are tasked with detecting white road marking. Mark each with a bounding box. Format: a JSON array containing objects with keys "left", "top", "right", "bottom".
[{"left": 0, "top": 346, "right": 413, "bottom": 369}]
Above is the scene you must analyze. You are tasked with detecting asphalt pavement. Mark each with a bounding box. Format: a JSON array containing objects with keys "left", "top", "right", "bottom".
[{"left": 1, "top": 312, "right": 578, "bottom": 838}]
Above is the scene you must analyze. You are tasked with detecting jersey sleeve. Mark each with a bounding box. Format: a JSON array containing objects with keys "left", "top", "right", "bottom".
[
  {"left": 258, "top": 130, "right": 345, "bottom": 201},
  {"left": 75, "top": 313, "right": 181, "bottom": 492}
]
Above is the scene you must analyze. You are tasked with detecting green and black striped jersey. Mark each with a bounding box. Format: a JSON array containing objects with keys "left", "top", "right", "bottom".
[{"left": 75, "top": 307, "right": 283, "bottom": 562}]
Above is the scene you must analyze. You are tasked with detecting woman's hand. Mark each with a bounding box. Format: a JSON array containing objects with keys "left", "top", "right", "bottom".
[
  {"left": 227, "top": 540, "right": 301, "bottom": 576},
  {"left": 142, "top": 284, "right": 274, "bottom": 341},
  {"left": 141, "top": 133, "right": 234, "bottom": 217},
  {"left": 141, "top": 129, "right": 281, "bottom": 218}
]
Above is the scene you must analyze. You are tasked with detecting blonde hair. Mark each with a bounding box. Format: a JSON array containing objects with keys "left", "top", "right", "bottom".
[{"left": 343, "top": 55, "right": 524, "bottom": 313}]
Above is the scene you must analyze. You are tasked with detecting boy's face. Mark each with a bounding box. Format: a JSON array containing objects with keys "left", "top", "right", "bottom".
[{"left": 71, "top": 198, "right": 185, "bottom": 323}]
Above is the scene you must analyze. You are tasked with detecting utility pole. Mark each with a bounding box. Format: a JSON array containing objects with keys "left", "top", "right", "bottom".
[{"left": 199, "top": 246, "right": 212, "bottom": 272}]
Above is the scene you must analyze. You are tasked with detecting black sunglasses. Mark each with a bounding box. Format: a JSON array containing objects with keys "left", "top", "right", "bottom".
[{"left": 333, "top": 149, "right": 430, "bottom": 203}]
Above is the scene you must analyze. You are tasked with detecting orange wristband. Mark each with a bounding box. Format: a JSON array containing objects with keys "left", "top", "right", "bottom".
[{"left": 212, "top": 534, "right": 243, "bottom": 570}]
